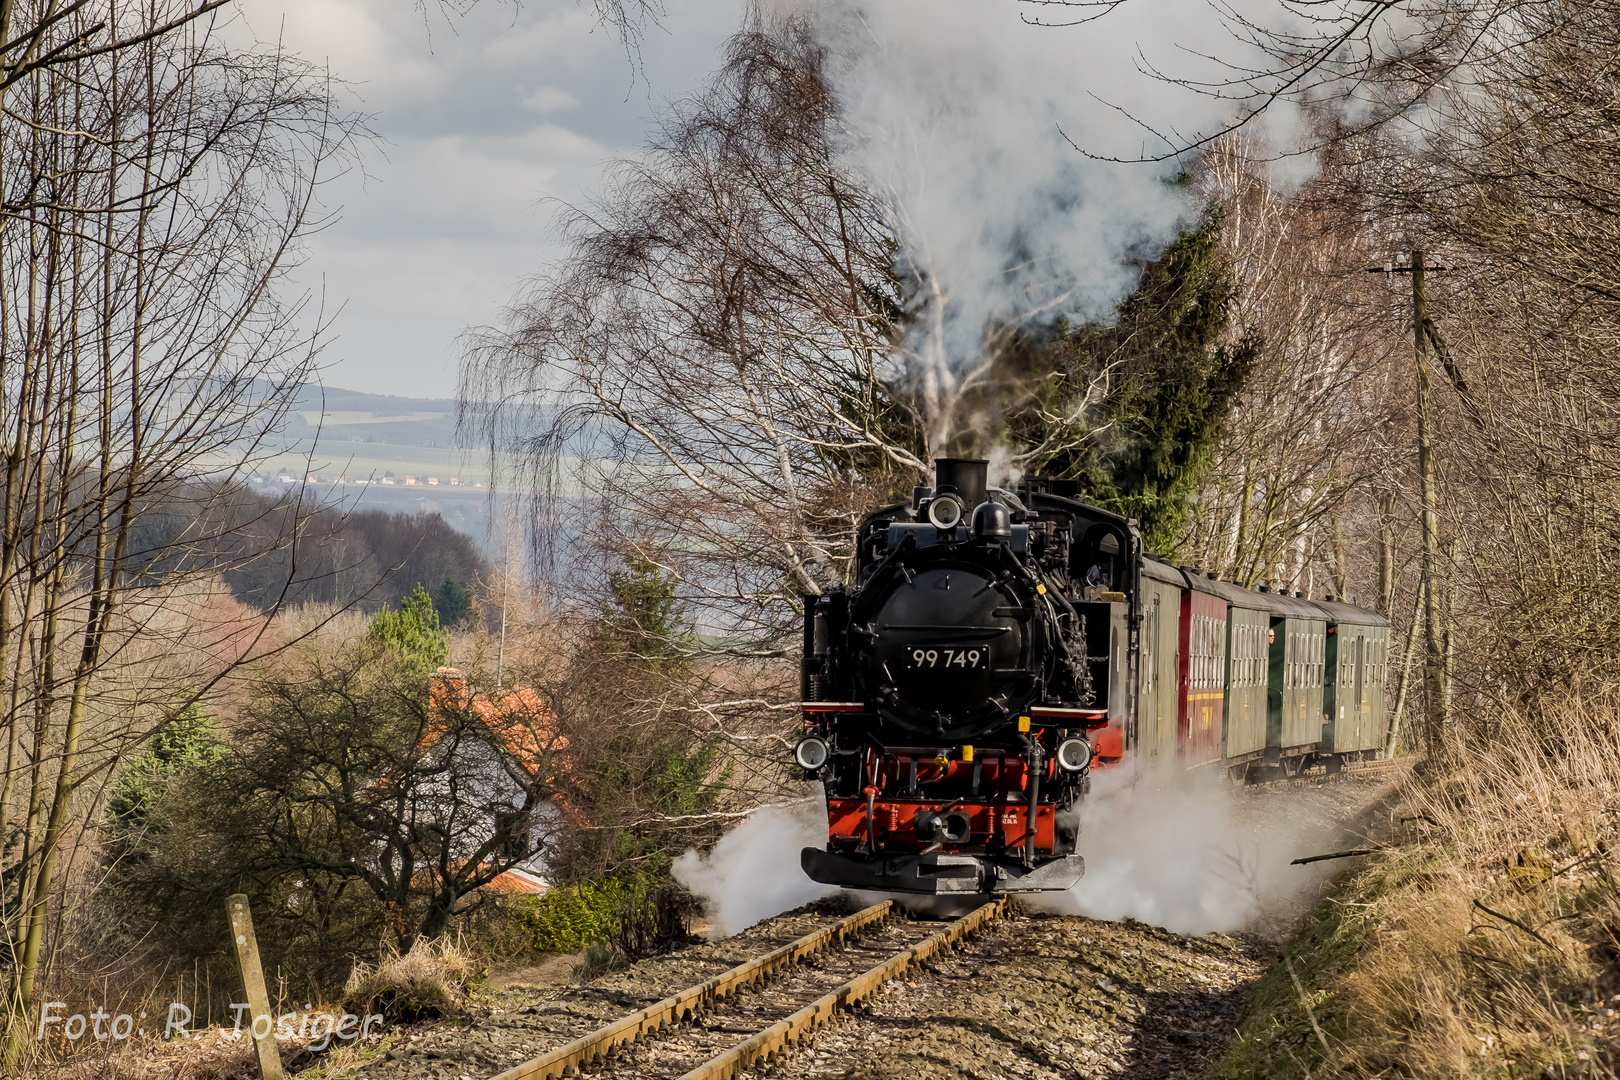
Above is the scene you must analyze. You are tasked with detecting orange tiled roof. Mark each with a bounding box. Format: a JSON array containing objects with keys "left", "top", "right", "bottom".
[
  {"left": 428, "top": 670, "right": 570, "bottom": 778},
  {"left": 483, "top": 865, "right": 547, "bottom": 893}
]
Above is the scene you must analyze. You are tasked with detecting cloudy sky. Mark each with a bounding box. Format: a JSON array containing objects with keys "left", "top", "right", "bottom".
[{"left": 236, "top": 0, "right": 744, "bottom": 399}]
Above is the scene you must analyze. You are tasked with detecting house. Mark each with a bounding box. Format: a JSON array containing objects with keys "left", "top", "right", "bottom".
[
  {"left": 424, "top": 670, "right": 574, "bottom": 893},
  {"left": 485, "top": 866, "right": 546, "bottom": 893}
]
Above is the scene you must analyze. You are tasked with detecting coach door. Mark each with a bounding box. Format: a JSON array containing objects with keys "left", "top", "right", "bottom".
[
  {"left": 1179, "top": 590, "right": 1226, "bottom": 768},
  {"left": 1136, "top": 575, "right": 1181, "bottom": 767}
]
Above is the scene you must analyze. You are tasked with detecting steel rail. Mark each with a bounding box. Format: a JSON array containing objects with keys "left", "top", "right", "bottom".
[
  {"left": 489, "top": 900, "right": 894, "bottom": 1080},
  {"left": 674, "top": 897, "right": 1006, "bottom": 1080}
]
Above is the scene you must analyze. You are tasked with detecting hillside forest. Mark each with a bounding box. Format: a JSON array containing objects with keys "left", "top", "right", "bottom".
[{"left": 2, "top": 1, "right": 1619, "bottom": 1078}]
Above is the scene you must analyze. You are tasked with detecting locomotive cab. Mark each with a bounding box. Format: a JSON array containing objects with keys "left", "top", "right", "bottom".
[{"left": 799, "top": 459, "right": 1139, "bottom": 896}]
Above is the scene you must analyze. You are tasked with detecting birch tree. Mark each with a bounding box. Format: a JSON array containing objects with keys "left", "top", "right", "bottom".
[
  {"left": 462, "top": 20, "right": 920, "bottom": 654},
  {"left": 1179, "top": 140, "right": 1401, "bottom": 591}
]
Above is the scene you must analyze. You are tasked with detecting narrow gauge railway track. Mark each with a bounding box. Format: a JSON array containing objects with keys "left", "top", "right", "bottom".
[{"left": 491, "top": 898, "right": 1004, "bottom": 1080}]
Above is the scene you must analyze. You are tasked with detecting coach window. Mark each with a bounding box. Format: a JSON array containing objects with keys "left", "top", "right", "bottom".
[
  {"left": 1203, "top": 619, "right": 1212, "bottom": 688},
  {"left": 1245, "top": 624, "right": 1254, "bottom": 687},
  {"left": 1194, "top": 619, "right": 1201, "bottom": 687},
  {"left": 1145, "top": 598, "right": 1158, "bottom": 691},
  {"left": 1253, "top": 623, "right": 1262, "bottom": 686},
  {"left": 1194, "top": 620, "right": 1203, "bottom": 688}
]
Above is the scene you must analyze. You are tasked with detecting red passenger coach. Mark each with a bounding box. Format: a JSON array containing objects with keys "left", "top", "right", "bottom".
[{"left": 1178, "top": 588, "right": 1228, "bottom": 767}]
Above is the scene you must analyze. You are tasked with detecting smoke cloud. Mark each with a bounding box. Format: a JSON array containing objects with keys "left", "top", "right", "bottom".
[
  {"left": 673, "top": 793, "right": 837, "bottom": 938},
  {"left": 675, "top": 774, "right": 1363, "bottom": 938},
  {"left": 799, "top": 0, "right": 1305, "bottom": 455},
  {"left": 1032, "top": 764, "right": 1356, "bottom": 935}
]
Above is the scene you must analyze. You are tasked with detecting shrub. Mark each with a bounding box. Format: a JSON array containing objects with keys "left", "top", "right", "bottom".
[
  {"left": 343, "top": 938, "right": 487, "bottom": 1023},
  {"left": 514, "top": 881, "right": 636, "bottom": 955},
  {"left": 612, "top": 883, "right": 701, "bottom": 961}
]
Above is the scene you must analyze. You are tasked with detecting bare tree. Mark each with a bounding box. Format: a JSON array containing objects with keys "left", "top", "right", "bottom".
[
  {"left": 1179, "top": 138, "right": 1402, "bottom": 590},
  {"left": 462, "top": 19, "right": 919, "bottom": 655},
  {"left": 0, "top": 0, "right": 361, "bottom": 1059},
  {"left": 1026, "top": 0, "right": 1541, "bottom": 163}
]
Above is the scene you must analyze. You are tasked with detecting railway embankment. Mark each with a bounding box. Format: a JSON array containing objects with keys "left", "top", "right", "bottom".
[
  {"left": 326, "top": 902, "right": 1267, "bottom": 1080},
  {"left": 1213, "top": 719, "right": 1620, "bottom": 1079},
  {"left": 267, "top": 774, "right": 1403, "bottom": 1080}
]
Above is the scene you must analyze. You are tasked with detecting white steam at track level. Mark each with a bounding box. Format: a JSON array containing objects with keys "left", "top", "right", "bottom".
[
  {"left": 674, "top": 775, "right": 1352, "bottom": 939},
  {"left": 799, "top": 0, "right": 1312, "bottom": 457},
  {"left": 1029, "top": 766, "right": 1349, "bottom": 935},
  {"left": 673, "top": 796, "right": 836, "bottom": 938}
]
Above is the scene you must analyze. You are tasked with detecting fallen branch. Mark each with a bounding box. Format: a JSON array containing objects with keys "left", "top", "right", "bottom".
[
  {"left": 1400, "top": 814, "right": 1442, "bottom": 828},
  {"left": 1473, "top": 899, "right": 1561, "bottom": 951},
  {"left": 1292, "top": 847, "right": 1382, "bottom": 866}
]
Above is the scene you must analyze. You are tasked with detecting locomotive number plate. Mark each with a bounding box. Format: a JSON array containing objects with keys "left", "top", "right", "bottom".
[{"left": 905, "top": 646, "right": 986, "bottom": 670}]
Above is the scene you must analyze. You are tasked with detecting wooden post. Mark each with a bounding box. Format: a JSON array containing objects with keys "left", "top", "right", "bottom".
[
  {"left": 225, "top": 894, "right": 284, "bottom": 1080},
  {"left": 1412, "top": 250, "right": 1446, "bottom": 758}
]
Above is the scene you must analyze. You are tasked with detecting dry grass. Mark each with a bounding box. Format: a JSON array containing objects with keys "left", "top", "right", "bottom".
[
  {"left": 342, "top": 937, "right": 487, "bottom": 1024},
  {"left": 1218, "top": 701, "right": 1620, "bottom": 1079}
]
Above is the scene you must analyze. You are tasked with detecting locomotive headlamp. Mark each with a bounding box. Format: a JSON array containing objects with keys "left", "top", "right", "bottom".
[
  {"left": 926, "top": 494, "right": 963, "bottom": 530},
  {"left": 1055, "top": 736, "right": 1093, "bottom": 772},
  {"left": 794, "top": 735, "right": 830, "bottom": 771}
]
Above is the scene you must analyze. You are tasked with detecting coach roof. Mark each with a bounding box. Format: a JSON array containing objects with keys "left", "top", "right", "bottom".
[{"left": 1138, "top": 557, "right": 1385, "bottom": 626}]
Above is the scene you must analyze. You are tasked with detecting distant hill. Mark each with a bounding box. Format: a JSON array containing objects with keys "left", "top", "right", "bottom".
[
  {"left": 240, "top": 382, "right": 491, "bottom": 490},
  {"left": 281, "top": 385, "right": 459, "bottom": 449}
]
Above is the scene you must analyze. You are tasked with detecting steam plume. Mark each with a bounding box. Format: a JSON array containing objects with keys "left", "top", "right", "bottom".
[
  {"left": 1032, "top": 765, "right": 1355, "bottom": 935},
  {"left": 673, "top": 794, "right": 836, "bottom": 937},
  {"left": 802, "top": 0, "right": 1295, "bottom": 456}
]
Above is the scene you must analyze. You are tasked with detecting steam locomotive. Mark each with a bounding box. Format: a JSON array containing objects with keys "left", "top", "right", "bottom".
[{"left": 796, "top": 458, "right": 1389, "bottom": 897}]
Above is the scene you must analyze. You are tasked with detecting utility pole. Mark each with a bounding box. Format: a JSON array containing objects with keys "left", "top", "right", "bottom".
[
  {"left": 1410, "top": 251, "right": 1446, "bottom": 758},
  {"left": 1369, "top": 250, "right": 1450, "bottom": 759}
]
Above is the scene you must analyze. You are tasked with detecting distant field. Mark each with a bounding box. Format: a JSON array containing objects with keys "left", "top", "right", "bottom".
[
  {"left": 296, "top": 409, "right": 451, "bottom": 427},
  {"left": 193, "top": 386, "right": 586, "bottom": 550}
]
